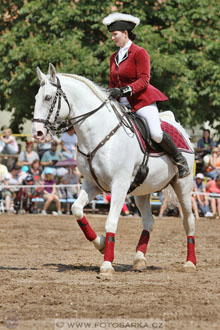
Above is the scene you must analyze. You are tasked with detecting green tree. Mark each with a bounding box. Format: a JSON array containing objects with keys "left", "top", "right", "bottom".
[{"left": 0, "top": 0, "right": 219, "bottom": 132}]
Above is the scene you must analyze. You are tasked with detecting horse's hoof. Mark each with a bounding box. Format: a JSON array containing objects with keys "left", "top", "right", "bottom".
[
  {"left": 183, "top": 261, "right": 196, "bottom": 272},
  {"left": 99, "top": 267, "right": 115, "bottom": 278},
  {"left": 133, "top": 258, "right": 147, "bottom": 271}
]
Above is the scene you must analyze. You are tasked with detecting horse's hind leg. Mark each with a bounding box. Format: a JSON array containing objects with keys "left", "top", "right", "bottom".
[
  {"left": 133, "top": 194, "right": 154, "bottom": 271},
  {"left": 171, "top": 177, "right": 197, "bottom": 272},
  {"left": 71, "top": 179, "right": 105, "bottom": 253}
]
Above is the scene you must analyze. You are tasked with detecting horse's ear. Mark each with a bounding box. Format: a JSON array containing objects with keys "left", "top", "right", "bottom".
[
  {"left": 36, "top": 67, "right": 46, "bottom": 83},
  {"left": 48, "top": 63, "right": 56, "bottom": 83}
]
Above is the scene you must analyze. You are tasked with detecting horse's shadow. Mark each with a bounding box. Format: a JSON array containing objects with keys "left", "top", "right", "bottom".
[
  {"left": 43, "top": 263, "right": 162, "bottom": 273},
  {"left": 0, "top": 266, "right": 38, "bottom": 271},
  {"left": 43, "top": 263, "right": 100, "bottom": 273}
]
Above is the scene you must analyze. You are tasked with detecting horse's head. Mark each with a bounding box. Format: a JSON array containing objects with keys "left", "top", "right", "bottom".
[{"left": 32, "top": 63, "right": 71, "bottom": 142}]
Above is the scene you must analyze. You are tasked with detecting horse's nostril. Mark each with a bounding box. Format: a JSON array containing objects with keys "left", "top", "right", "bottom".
[{"left": 37, "top": 131, "right": 43, "bottom": 137}]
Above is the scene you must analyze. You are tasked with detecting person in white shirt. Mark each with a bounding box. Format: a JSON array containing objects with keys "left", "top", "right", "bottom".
[
  {"left": 61, "top": 127, "right": 77, "bottom": 160},
  {"left": 2, "top": 165, "right": 21, "bottom": 213},
  {"left": 0, "top": 128, "right": 19, "bottom": 154}
]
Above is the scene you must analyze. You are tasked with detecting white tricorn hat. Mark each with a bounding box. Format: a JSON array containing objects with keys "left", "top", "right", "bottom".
[{"left": 103, "top": 12, "right": 140, "bottom": 32}]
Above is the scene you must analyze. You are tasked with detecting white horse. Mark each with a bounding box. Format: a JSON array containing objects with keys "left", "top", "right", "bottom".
[{"left": 32, "top": 64, "right": 196, "bottom": 276}]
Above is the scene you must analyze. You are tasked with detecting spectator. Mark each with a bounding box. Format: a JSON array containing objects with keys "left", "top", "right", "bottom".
[
  {"left": 158, "top": 185, "right": 183, "bottom": 218},
  {"left": 206, "top": 174, "right": 220, "bottom": 219},
  {"left": 0, "top": 161, "right": 8, "bottom": 206},
  {"left": 2, "top": 165, "right": 21, "bottom": 213},
  {"left": 61, "top": 126, "right": 77, "bottom": 160},
  {"left": 28, "top": 159, "right": 42, "bottom": 177},
  {"left": 37, "top": 136, "right": 60, "bottom": 159},
  {"left": 59, "top": 161, "right": 81, "bottom": 214},
  {"left": 191, "top": 173, "right": 213, "bottom": 219},
  {"left": 103, "top": 192, "right": 131, "bottom": 216},
  {"left": 0, "top": 128, "right": 19, "bottom": 155},
  {"left": 37, "top": 141, "right": 53, "bottom": 159},
  {"left": 0, "top": 161, "right": 8, "bottom": 182},
  {"left": 40, "top": 141, "right": 67, "bottom": 177},
  {"left": 195, "top": 129, "right": 215, "bottom": 162},
  {"left": 17, "top": 141, "right": 39, "bottom": 169},
  {"left": 205, "top": 147, "right": 220, "bottom": 180},
  {"left": 41, "top": 168, "right": 62, "bottom": 215}
]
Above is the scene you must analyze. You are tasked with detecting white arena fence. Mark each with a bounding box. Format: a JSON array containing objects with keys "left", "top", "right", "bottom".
[{"left": 0, "top": 183, "right": 219, "bottom": 199}]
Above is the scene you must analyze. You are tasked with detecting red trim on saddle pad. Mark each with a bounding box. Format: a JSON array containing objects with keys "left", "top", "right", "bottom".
[{"left": 133, "top": 121, "right": 193, "bottom": 156}]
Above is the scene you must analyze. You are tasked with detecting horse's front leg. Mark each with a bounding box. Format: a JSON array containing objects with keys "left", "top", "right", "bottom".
[
  {"left": 133, "top": 194, "right": 154, "bottom": 271},
  {"left": 100, "top": 182, "right": 130, "bottom": 276},
  {"left": 71, "top": 180, "right": 105, "bottom": 253}
]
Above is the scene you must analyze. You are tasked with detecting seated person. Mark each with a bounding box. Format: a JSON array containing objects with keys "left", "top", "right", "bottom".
[
  {"left": 103, "top": 192, "right": 131, "bottom": 216},
  {"left": 41, "top": 168, "right": 62, "bottom": 215},
  {"left": 61, "top": 126, "right": 77, "bottom": 160},
  {"left": 0, "top": 128, "right": 19, "bottom": 155},
  {"left": 28, "top": 159, "right": 42, "bottom": 177},
  {"left": 59, "top": 162, "right": 81, "bottom": 214},
  {"left": 17, "top": 141, "right": 39, "bottom": 169},
  {"left": 2, "top": 165, "right": 21, "bottom": 213},
  {"left": 206, "top": 174, "right": 220, "bottom": 219},
  {"left": 0, "top": 161, "right": 8, "bottom": 207},
  {"left": 191, "top": 173, "right": 212, "bottom": 218},
  {"left": 37, "top": 136, "right": 60, "bottom": 159},
  {"left": 40, "top": 141, "right": 67, "bottom": 177},
  {"left": 195, "top": 129, "right": 215, "bottom": 161},
  {"left": 158, "top": 185, "right": 183, "bottom": 218},
  {"left": 205, "top": 147, "right": 220, "bottom": 180}
]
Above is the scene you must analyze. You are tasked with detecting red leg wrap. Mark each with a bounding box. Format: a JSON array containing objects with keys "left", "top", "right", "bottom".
[
  {"left": 104, "top": 233, "right": 115, "bottom": 262},
  {"left": 77, "top": 216, "right": 97, "bottom": 242},
  {"left": 136, "top": 230, "right": 150, "bottom": 254},
  {"left": 187, "top": 236, "right": 196, "bottom": 265}
]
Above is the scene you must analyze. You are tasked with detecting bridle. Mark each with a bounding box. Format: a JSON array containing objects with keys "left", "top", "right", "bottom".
[
  {"left": 33, "top": 76, "right": 109, "bottom": 136},
  {"left": 33, "top": 75, "right": 137, "bottom": 192},
  {"left": 33, "top": 76, "right": 72, "bottom": 135}
]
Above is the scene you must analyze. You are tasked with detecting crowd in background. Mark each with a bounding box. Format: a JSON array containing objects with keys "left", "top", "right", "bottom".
[{"left": 0, "top": 127, "right": 220, "bottom": 218}]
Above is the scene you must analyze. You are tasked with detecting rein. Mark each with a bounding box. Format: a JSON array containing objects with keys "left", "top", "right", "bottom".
[
  {"left": 33, "top": 75, "right": 144, "bottom": 192},
  {"left": 33, "top": 76, "right": 109, "bottom": 136}
]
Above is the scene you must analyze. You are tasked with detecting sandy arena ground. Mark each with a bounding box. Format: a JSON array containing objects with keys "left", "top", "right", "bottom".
[{"left": 0, "top": 213, "right": 219, "bottom": 330}]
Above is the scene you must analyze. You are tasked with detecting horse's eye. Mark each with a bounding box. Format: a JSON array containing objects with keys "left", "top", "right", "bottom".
[{"left": 45, "top": 95, "right": 52, "bottom": 101}]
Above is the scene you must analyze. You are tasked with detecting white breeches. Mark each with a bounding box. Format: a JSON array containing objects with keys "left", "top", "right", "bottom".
[{"left": 136, "top": 103, "right": 163, "bottom": 143}]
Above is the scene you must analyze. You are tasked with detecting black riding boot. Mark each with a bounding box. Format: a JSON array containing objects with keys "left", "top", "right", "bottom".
[{"left": 158, "top": 131, "right": 190, "bottom": 178}]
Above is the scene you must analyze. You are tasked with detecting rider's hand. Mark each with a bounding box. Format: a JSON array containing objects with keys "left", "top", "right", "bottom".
[
  {"left": 107, "top": 88, "right": 122, "bottom": 99},
  {"left": 108, "top": 86, "right": 133, "bottom": 99}
]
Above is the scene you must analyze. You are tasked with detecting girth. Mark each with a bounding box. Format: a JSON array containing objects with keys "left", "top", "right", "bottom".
[{"left": 77, "top": 122, "right": 122, "bottom": 192}]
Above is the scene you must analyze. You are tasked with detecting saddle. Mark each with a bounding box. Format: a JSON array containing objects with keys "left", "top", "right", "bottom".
[
  {"left": 124, "top": 111, "right": 193, "bottom": 193},
  {"left": 128, "top": 112, "right": 162, "bottom": 154},
  {"left": 127, "top": 111, "right": 192, "bottom": 155}
]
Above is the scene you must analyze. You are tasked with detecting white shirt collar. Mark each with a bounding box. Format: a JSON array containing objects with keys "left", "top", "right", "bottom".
[
  {"left": 120, "top": 40, "right": 132, "bottom": 52},
  {"left": 118, "top": 40, "right": 132, "bottom": 63}
]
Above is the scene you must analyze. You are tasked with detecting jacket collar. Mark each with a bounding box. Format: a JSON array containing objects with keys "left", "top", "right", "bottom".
[{"left": 114, "top": 41, "right": 133, "bottom": 66}]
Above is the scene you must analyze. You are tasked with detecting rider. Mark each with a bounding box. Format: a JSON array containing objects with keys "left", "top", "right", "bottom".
[{"left": 103, "top": 12, "right": 190, "bottom": 178}]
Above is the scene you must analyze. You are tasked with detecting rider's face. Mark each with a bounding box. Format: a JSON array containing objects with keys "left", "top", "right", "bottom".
[{"left": 111, "top": 30, "right": 128, "bottom": 48}]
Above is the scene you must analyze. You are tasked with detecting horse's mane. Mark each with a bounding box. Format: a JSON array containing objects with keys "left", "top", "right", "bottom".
[{"left": 60, "top": 73, "right": 107, "bottom": 101}]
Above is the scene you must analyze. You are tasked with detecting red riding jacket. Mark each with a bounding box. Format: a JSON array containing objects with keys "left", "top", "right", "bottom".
[{"left": 108, "top": 42, "right": 168, "bottom": 111}]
